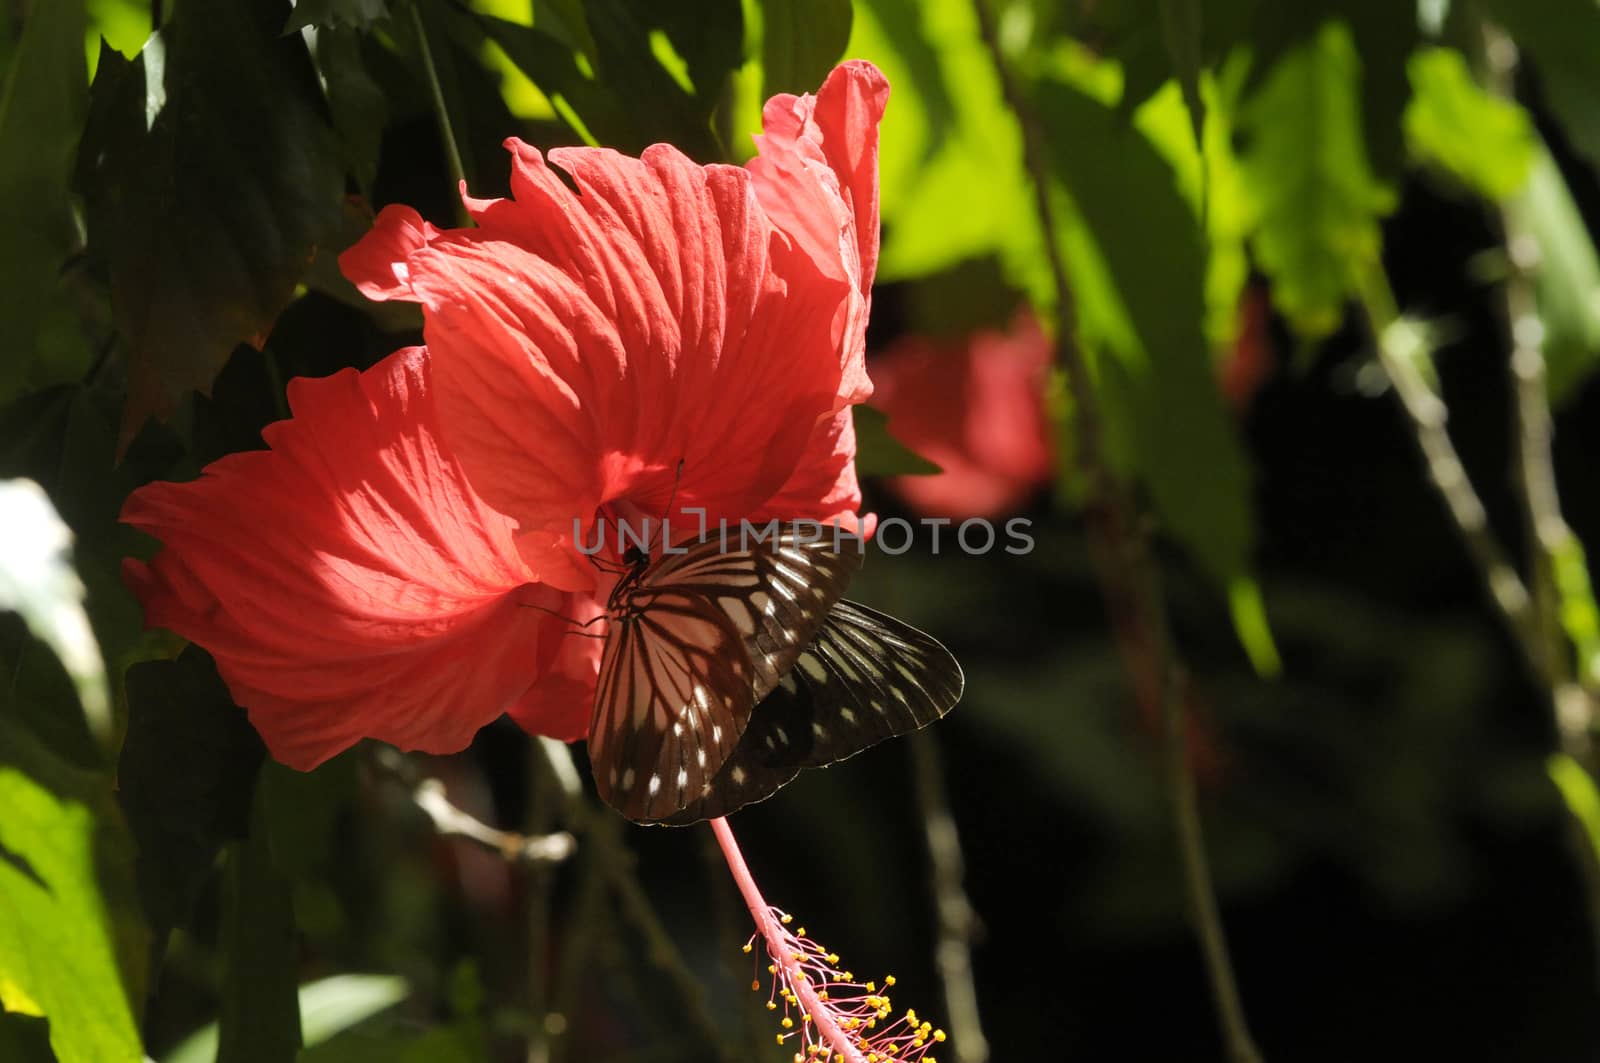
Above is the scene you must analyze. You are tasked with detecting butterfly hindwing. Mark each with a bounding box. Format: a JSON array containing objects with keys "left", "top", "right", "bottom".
[
  {"left": 662, "top": 599, "right": 964, "bottom": 825},
  {"left": 589, "top": 530, "right": 865, "bottom": 822}
]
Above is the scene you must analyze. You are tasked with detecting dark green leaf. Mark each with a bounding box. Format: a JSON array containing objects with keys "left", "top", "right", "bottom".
[
  {"left": 119, "top": 649, "right": 264, "bottom": 942},
  {"left": 310, "top": 26, "right": 387, "bottom": 196},
  {"left": 1235, "top": 20, "right": 1396, "bottom": 338},
  {"left": 0, "top": 1013, "right": 53, "bottom": 1063},
  {"left": 760, "top": 0, "right": 852, "bottom": 98},
  {"left": 217, "top": 793, "right": 303, "bottom": 1063},
  {"left": 283, "top": 0, "right": 389, "bottom": 33},
  {"left": 472, "top": 0, "right": 742, "bottom": 159},
  {"left": 0, "top": 717, "right": 146, "bottom": 1063},
  {"left": 259, "top": 755, "right": 358, "bottom": 883},
  {"left": 77, "top": 0, "right": 346, "bottom": 452},
  {"left": 0, "top": 0, "right": 93, "bottom": 405},
  {"left": 1037, "top": 77, "right": 1254, "bottom": 585},
  {"left": 1483, "top": 0, "right": 1600, "bottom": 169},
  {"left": 853, "top": 404, "right": 941, "bottom": 477}
]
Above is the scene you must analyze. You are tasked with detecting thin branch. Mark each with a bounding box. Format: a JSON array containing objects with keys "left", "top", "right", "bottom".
[
  {"left": 531, "top": 740, "right": 738, "bottom": 1063},
  {"left": 1484, "top": 25, "right": 1598, "bottom": 752},
  {"left": 408, "top": 1, "right": 471, "bottom": 227},
  {"left": 909, "top": 732, "right": 989, "bottom": 1063},
  {"left": 970, "top": 2, "right": 1263, "bottom": 1060},
  {"left": 1360, "top": 279, "right": 1544, "bottom": 675},
  {"left": 410, "top": 777, "right": 576, "bottom": 864}
]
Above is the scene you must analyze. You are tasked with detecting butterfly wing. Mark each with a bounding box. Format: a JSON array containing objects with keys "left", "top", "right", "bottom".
[
  {"left": 662, "top": 599, "right": 965, "bottom": 825},
  {"left": 589, "top": 531, "right": 864, "bottom": 822}
]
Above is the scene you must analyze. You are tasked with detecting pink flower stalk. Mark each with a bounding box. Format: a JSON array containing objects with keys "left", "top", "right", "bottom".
[{"left": 711, "top": 817, "right": 948, "bottom": 1063}]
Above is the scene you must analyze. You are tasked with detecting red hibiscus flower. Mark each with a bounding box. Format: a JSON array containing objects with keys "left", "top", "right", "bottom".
[
  {"left": 121, "top": 61, "right": 889, "bottom": 771},
  {"left": 870, "top": 311, "right": 1054, "bottom": 520}
]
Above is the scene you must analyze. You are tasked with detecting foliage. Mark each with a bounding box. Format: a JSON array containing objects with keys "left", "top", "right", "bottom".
[{"left": 4, "top": 0, "right": 1600, "bottom": 1060}]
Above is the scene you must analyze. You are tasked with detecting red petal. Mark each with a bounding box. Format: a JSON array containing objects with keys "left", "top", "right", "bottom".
[
  {"left": 749, "top": 59, "right": 889, "bottom": 406},
  {"left": 396, "top": 143, "right": 857, "bottom": 583},
  {"left": 339, "top": 205, "right": 440, "bottom": 302},
  {"left": 121, "top": 347, "right": 595, "bottom": 768},
  {"left": 873, "top": 313, "right": 1056, "bottom": 520}
]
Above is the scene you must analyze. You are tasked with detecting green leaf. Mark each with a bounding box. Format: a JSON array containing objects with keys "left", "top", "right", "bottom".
[
  {"left": 77, "top": 0, "right": 346, "bottom": 452},
  {"left": 0, "top": 0, "right": 93, "bottom": 405},
  {"left": 0, "top": 479, "right": 112, "bottom": 751},
  {"left": 848, "top": 0, "right": 1048, "bottom": 302},
  {"left": 1037, "top": 77, "right": 1255, "bottom": 586},
  {"left": 1135, "top": 60, "right": 1257, "bottom": 351},
  {"left": 309, "top": 26, "right": 387, "bottom": 196},
  {"left": 1482, "top": 0, "right": 1600, "bottom": 169},
  {"left": 759, "top": 0, "right": 852, "bottom": 97},
  {"left": 119, "top": 649, "right": 265, "bottom": 943},
  {"left": 217, "top": 797, "right": 302, "bottom": 1063},
  {"left": 1156, "top": 0, "right": 1206, "bottom": 157},
  {"left": 1404, "top": 46, "right": 1535, "bottom": 201},
  {"left": 283, "top": 0, "right": 390, "bottom": 33},
  {"left": 1514, "top": 149, "right": 1600, "bottom": 404},
  {"left": 852, "top": 404, "right": 941, "bottom": 477},
  {"left": 169, "top": 975, "right": 409, "bottom": 1063},
  {"left": 473, "top": 0, "right": 742, "bottom": 159},
  {"left": 0, "top": 718, "right": 146, "bottom": 1063},
  {"left": 1235, "top": 19, "right": 1397, "bottom": 339}
]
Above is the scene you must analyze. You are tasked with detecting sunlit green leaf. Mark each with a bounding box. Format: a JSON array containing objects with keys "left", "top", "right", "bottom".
[
  {"left": 1037, "top": 77, "right": 1254, "bottom": 586},
  {"left": 853, "top": 404, "right": 941, "bottom": 477},
  {"left": 77, "top": 0, "right": 346, "bottom": 451},
  {"left": 1483, "top": 0, "right": 1600, "bottom": 168},
  {"left": 0, "top": 719, "right": 146, "bottom": 1063},
  {"left": 1404, "top": 46, "right": 1535, "bottom": 201},
  {"left": 1235, "top": 20, "right": 1396, "bottom": 338},
  {"left": 848, "top": 0, "right": 1048, "bottom": 304},
  {"left": 1514, "top": 150, "right": 1600, "bottom": 404},
  {"left": 759, "top": 0, "right": 852, "bottom": 97},
  {"left": 0, "top": 480, "right": 111, "bottom": 750},
  {"left": 120, "top": 649, "right": 264, "bottom": 943},
  {"left": 1156, "top": 0, "right": 1205, "bottom": 156},
  {"left": 1136, "top": 59, "right": 1256, "bottom": 351},
  {"left": 0, "top": 0, "right": 93, "bottom": 405},
  {"left": 169, "top": 975, "right": 409, "bottom": 1063}
]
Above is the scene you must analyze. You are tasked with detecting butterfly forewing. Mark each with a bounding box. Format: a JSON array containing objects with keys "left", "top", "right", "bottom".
[
  {"left": 662, "top": 600, "right": 964, "bottom": 825},
  {"left": 589, "top": 529, "right": 865, "bottom": 821}
]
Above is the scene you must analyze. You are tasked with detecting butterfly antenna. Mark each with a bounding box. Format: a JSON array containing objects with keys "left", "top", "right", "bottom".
[
  {"left": 653, "top": 457, "right": 687, "bottom": 554},
  {"left": 516, "top": 599, "right": 608, "bottom": 632}
]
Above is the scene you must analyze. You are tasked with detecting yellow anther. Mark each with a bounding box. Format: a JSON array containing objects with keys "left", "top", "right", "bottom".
[
  {"left": 781, "top": 913, "right": 794, "bottom": 925},
  {"left": 776, "top": 1034, "right": 785, "bottom": 1045},
  {"left": 797, "top": 927, "right": 806, "bottom": 935},
  {"left": 767, "top": 1001, "right": 777, "bottom": 1011},
  {"left": 885, "top": 975, "right": 896, "bottom": 987},
  {"left": 933, "top": 1029, "right": 947, "bottom": 1042},
  {"left": 782, "top": 1017, "right": 794, "bottom": 1029}
]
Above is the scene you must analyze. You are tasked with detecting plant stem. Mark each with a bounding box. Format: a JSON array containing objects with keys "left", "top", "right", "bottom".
[
  {"left": 408, "top": 1, "right": 470, "bottom": 226},
  {"left": 710, "top": 817, "right": 867, "bottom": 1063},
  {"left": 909, "top": 732, "right": 988, "bottom": 1063},
  {"left": 970, "top": 2, "right": 1262, "bottom": 1059}
]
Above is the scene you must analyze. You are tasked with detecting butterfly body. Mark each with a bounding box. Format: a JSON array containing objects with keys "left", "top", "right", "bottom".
[{"left": 587, "top": 528, "right": 962, "bottom": 824}]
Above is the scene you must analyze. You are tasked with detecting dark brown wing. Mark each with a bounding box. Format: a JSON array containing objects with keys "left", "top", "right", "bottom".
[
  {"left": 662, "top": 599, "right": 965, "bottom": 825},
  {"left": 588, "top": 530, "right": 864, "bottom": 822}
]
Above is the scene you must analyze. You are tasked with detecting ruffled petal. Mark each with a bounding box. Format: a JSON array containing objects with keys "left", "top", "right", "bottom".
[
  {"left": 121, "top": 347, "right": 591, "bottom": 768},
  {"left": 748, "top": 59, "right": 889, "bottom": 406},
  {"left": 353, "top": 141, "right": 863, "bottom": 584},
  {"left": 339, "top": 205, "right": 440, "bottom": 302}
]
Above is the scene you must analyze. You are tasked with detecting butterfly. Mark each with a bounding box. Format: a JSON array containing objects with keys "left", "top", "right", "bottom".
[{"left": 585, "top": 526, "right": 964, "bottom": 824}]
